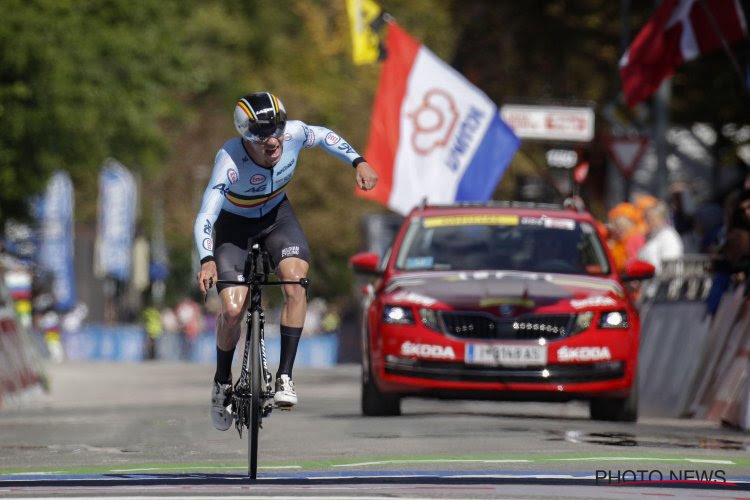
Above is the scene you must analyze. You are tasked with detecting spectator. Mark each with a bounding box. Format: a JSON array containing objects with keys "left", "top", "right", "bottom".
[
  {"left": 142, "top": 305, "right": 162, "bottom": 360},
  {"left": 637, "top": 201, "right": 684, "bottom": 274},
  {"left": 175, "top": 297, "right": 205, "bottom": 360},
  {"left": 607, "top": 202, "right": 646, "bottom": 271},
  {"left": 723, "top": 189, "right": 750, "bottom": 278},
  {"left": 683, "top": 203, "right": 724, "bottom": 254},
  {"left": 669, "top": 181, "right": 698, "bottom": 236},
  {"left": 633, "top": 192, "right": 659, "bottom": 235}
]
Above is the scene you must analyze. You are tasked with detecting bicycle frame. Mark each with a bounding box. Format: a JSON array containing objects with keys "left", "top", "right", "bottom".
[{"left": 215, "top": 242, "right": 309, "bottom": 479}]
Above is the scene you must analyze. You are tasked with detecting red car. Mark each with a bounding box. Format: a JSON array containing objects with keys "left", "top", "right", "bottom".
[{"left": 350, "top": 202, "right": 654, "bottom": 421}]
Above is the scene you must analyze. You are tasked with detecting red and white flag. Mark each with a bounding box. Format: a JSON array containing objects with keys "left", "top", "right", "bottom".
[
  {"left": 620, "top": 0, "right": 748, "bottom": 108},
  {"left": 359, "top": 22, "right": 520, "bottom": 215}
]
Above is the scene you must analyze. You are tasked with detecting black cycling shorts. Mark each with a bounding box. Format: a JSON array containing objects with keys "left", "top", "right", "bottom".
[{"left": 213, "top": 197, "right": 310, "bottom": 291}]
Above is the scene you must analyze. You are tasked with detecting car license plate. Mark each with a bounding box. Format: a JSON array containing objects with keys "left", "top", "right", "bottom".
[{"left": 465, "top": 343, "right": 547, "bottom": 367}]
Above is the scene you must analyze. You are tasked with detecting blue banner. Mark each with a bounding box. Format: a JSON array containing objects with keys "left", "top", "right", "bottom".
[
  {"left": 97, "top": 159, "right": 137, "bottom": 281},
  {"left": 37, "top": 171, "right": 77, "bottom": 311}
]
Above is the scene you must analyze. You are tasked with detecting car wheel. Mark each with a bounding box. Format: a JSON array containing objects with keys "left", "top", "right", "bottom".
[
  {"left": 589, "top": 379, "right": 638, "bottom": 422},
  {"left": 361, "top": 365, "right": 401, "bottom": 416}
]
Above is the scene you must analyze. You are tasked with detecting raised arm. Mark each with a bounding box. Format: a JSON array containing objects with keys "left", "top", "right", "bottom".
[{"left": 301, "top": 124, "right": 378, "bottom": 191}]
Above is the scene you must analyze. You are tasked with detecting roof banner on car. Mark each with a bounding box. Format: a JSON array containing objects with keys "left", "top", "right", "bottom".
[{"left": 360, "top": 22, "right": 520, "bottom": 215}]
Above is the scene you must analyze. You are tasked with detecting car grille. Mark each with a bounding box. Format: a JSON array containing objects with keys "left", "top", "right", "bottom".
[{"left": 439, "top": 311, "right": 576, "bottom": 340}]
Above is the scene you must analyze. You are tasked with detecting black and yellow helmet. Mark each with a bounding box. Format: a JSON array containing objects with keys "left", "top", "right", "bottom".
[{"left": 233, "top": 92, "right": 287, "bottom": 142}]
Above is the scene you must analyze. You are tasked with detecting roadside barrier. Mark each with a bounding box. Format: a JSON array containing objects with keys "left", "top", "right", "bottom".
[
  {"left": 637, "top": 255, "right": 750, "bottom": 429},
  {"left": 0, "top": 301, "right": 46, "bottom": 409},
  {"left": 60, "top": 325, "right": 339, "bottom": 368}
]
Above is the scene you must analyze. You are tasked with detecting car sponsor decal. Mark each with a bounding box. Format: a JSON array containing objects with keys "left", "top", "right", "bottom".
[
  {"left": 556, "top": 346, "right": 612, "bottom": 362},
  {"left": 405, "top": 256, "right": 434, "bottom": 270},
  {"left": 250, "top": 174, "right": 266, "bottom": 185},
  {"left": 423, "top": 215, "right": 519, "bottom": 228},
  {"left": 391, "top": 290, "right": 437, "bottom": 306},
  {"left": 202, "top": 238, "right": 213, "bottom": 251},
  {"left": 520, "top": 216, "right": 576, "bottom": 230},
  {"left": 544, "top": 218, "right": 576, "bottom": 230},
  {"left": 548, "top": 276, "right": 624, "bottom": 296},
  {"left": 479, "top": 297, "right": 536, "bottom": 308},
  {"left": 401, "top": 341, "right": 455, "bottom": 360},
  {"left": 227, "top": 168, "right": 239, "bottom": 184},
  {"left": 570, "top": 296, "right": 617, "bottom": 309}
]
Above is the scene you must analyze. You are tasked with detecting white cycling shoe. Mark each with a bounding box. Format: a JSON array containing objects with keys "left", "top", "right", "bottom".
[
  {"left": 273, "top": 375, "right": 297, "bottom": 407},
  {"left": 210, "top": 380, "right": 233, "bottom": 431}
]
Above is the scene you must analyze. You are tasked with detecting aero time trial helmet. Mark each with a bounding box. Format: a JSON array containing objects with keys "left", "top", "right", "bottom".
[{"left": 233, "top": 92, "right": 287, "bottom": 142}]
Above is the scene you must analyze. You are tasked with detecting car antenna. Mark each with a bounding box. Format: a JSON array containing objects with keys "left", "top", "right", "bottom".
[{"left": 418, "top": 196, "right": 428, "bottom": 215}]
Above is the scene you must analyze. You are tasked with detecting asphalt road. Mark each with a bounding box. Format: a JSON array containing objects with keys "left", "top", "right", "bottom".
[{"left": 0, "top": 361, "right": 749, "bottom": 499}]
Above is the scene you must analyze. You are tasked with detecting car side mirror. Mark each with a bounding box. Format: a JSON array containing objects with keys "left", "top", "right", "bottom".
[
  {"left": 349, "top": 252, "right": 382, "bottom": 275},
  {"left": 621, "top": 259, "right": 655, "bottom": 282}
]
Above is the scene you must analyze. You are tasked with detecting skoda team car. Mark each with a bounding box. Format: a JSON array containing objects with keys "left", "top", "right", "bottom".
[{"left": 350, "top": 202, "right": 655, "bottom": 421}]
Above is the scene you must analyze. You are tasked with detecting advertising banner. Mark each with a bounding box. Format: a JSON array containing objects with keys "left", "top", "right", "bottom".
[
  {"left": 97, "top": 159, "right": 137, "bottom": 282},
  {"left": 37, "top": 171, "right": 76, "bottom": 311}
]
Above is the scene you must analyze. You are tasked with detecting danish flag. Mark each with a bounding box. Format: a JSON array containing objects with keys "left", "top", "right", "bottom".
[{"left": 619, "top": 0, "right": 748, "bottom": 108}]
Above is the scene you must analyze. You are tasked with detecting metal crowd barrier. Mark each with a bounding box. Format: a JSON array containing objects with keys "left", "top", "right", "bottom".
[{"left": 637, "top": 254, "right": 750, "bottom": 429}]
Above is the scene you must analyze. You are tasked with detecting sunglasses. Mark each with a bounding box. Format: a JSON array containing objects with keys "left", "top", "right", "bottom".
[{"left": 247, "top": 123, "right": 286, "bottom": 143}]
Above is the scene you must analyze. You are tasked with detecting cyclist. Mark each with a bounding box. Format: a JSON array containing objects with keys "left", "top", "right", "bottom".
[{"left": 194, "top": 92, "right": 378, "bottom": 430}]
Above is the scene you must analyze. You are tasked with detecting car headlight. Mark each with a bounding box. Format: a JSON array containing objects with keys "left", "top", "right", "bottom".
[
  {"left": 419, "top": 308, "right": 441, "bottom": 331},
  {"left": 383, "top": 305, "right": 415, "bottom": 325},
  {"left": 599, "top": 310, "right": 629, "bottom": 329},
  {"left": 572, "top": 311, "right": 594, "bottom": 334}
]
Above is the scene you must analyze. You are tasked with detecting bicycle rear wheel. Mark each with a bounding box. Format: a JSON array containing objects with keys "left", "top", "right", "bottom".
[{"left": 248, "top": 310, "right": 262, "bottom": 479}]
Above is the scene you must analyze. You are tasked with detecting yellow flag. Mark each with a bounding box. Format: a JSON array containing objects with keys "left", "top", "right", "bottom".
[{"left": 346, "top": 0, "right": 384, "bottom": 65}]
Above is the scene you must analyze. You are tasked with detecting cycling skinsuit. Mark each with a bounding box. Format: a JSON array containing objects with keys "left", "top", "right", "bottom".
[{"left": 193, "top": 120, "right": 363, "bottom": 289}]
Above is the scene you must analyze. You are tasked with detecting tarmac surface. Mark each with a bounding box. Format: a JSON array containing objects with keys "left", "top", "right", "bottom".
[{"left": 0, "top": 361, "right": 748, "bottom": 498}]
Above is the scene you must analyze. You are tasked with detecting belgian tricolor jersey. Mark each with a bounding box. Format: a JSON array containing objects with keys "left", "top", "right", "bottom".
[{"left": 194, "top": 120, "right": 362, "bottom": 261}]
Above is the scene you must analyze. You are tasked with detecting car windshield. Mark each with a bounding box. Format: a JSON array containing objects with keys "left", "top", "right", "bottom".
[{"left": 394, "top": 215, "right": 611, "bottom": 275}]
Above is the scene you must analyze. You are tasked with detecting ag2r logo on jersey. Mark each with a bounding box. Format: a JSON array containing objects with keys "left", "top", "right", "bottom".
[{"left": 407, "top": 88, "right": 458, "bottom": 156}]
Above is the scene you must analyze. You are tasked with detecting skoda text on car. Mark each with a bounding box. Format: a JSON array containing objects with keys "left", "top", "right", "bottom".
[{"left": 350, "top": 202, "right": 655, "bottom": 421}]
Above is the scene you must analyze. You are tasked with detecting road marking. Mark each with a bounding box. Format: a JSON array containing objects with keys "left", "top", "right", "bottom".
[
  {"left": 334, "top": 459, "right": 532, "bottom": 467},
  {"left": 549, "top": 456, "right": 736, "bottom": 464},
  {"left": 684, "top": 459, "right": 735, "bottom": 464},
  {"left": 109, "top": 465, "right": 301, "bottom": 473}
]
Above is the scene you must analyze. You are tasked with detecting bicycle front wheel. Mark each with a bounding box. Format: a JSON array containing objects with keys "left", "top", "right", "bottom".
[{"left": 248, "top": 309, "right": 262, "bottom": 479}]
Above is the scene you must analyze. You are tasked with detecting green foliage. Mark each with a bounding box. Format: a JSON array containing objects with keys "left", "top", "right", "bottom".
[{"left": 0, "top": 0, "right": 199, "bottom": 222}]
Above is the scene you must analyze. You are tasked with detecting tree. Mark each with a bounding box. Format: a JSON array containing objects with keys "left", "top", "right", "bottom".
[{"left": 0, "top": 0, "right": 200, "bottom": 224}]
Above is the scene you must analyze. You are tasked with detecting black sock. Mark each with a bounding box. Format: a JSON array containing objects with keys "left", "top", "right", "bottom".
[
  {"left": 214, "top": 346, "right": 235, "bottom": 384},
  {"left": 277, "top": 325, "right": 302, "bottom": 378}
]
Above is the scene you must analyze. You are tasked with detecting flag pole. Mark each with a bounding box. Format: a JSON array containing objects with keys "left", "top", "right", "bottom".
[{"left": 697, "top": 0, "right": 748, "bottom": 90}]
